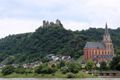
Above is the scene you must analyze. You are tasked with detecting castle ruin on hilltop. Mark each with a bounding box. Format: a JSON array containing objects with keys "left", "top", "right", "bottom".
[{"left": 42, "top": 19, "right": 63, "bottom": 27}]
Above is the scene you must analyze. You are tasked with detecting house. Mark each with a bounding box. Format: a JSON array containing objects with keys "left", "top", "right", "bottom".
[
  {"left": 23, "top": 61, "right": 42, "bottom": 68},
  {"left": 46, "top": 54, "right": 72, "bottom": 62}
]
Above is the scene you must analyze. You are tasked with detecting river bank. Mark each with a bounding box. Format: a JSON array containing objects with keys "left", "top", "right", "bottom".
[
  {"left": 0, "top": 78, "right": 119, "bottom": 80},
  {"left": 0, "top": 72, "right": 95, "bottom": 78}
]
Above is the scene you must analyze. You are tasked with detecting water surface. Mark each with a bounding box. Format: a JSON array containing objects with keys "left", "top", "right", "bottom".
[{"left": 0, "top": 78, "right": 119, "bottom": 80}]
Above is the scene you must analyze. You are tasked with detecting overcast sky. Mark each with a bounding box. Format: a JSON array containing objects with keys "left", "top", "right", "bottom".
[{"left": 0, "top": 0, "right": 120, "bottom": 38}]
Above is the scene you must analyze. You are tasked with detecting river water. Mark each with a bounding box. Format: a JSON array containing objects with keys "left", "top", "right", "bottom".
[{"left": 0, "top": 78, "right": 119, "bottom": 80}]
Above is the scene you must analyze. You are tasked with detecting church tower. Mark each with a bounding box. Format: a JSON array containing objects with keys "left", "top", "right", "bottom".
[{"left": 103, "top": 23, "right": 114, "bottom": 55}]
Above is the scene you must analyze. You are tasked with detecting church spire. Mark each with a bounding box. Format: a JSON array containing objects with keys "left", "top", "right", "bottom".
[
  {"left": 103, "top": 23, "right": 114, "bottom": 54},
  {"left": 105, "top": 22, "right": 109, "bottom": 36},
  {"left": 103, "top": 23, "right": 111, "bottom": 43}
]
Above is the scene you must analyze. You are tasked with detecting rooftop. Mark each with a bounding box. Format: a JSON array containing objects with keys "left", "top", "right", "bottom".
[{"left": 84, "top": 42, "right": 105, "bottom": 49}]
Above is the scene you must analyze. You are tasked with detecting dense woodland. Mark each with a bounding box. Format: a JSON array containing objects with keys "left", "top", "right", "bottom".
[{"left": 0, "top": 21, "right": 120, "bottom": 64}]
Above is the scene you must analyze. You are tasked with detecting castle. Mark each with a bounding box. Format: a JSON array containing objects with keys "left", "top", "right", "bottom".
[
  {"left": 42, "top": 19, "right": 63, "bottom": 27},
  {"left": 84, "top": 23, "right": 115, "bottom": 63}
]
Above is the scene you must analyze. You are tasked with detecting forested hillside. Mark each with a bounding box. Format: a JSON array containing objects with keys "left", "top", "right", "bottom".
[{"left": 0, "top": 20, "right": 120, "bottom": 64}]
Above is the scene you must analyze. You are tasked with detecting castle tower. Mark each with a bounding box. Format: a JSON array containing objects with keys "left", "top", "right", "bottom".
[{"left": 103, "top": 23, "right": 114, "bottom": 55}]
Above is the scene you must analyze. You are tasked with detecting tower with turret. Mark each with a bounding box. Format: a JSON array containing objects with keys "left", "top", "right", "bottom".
[{"left": 103, "top": 23, "right": 114, "bottom": 56}]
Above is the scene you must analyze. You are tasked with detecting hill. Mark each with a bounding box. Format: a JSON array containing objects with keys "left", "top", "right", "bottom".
[{"left": 0, "top": 20, "right": 120, "bottom": 64}]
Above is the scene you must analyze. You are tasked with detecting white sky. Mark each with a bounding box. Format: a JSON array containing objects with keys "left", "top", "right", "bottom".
[{"left": 0, "top": 0, "right": 120, "bottom": 38}]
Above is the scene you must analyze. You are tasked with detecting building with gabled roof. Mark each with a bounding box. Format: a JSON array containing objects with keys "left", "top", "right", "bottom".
[{"left": 84, "top": 23, "right": 114, "bottom": 63}]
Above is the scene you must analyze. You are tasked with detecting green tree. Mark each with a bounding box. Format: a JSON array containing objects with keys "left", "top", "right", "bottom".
[
  {"left": 58, "top": 61, "right": 66, "bottom": 68},
  {"left": 100, "top": 61, "right": 107, "bottom": 70},
  {"left": 86, "top": 59, "right": 94, "bottom": 71},
  {"left": 41, "top": 67, "right": 56, "bottom": 74},
  {"left": 34, "top": 65, "right": 43, "bottom": 74},
  {"left": 67, "top": 62, "right": 81, "bottom": 73},
  {"left": 61, "top": 62, "right": 81, "bottom": 74},
  {"left": 34, "top": 64, "right": 56, "bottom": 74},
  {"left": 15, "top": 67, "right": 26, "bottom": 74},
  {"left": 61, "top": 66, "right": 69, "bottom": 74},
  {"left": 1, "top": 65, "right": 15, "bottom": 75},
  {"left": 116, "top": 63, "right": 120, "bottom": 71},
  {"left": 110, "top": 56, "right": 120, "bottom": 70}
]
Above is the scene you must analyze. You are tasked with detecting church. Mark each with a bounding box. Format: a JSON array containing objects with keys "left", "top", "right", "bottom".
[{"left": 84, "top": 23, "right": 115, "bottom": 63}]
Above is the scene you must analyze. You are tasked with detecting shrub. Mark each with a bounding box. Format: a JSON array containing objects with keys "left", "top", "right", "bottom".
[
  {"left": 59, "top": 61, "right": 66, "bottom": 68},
  {"left": 34, "top": 65, "right": 43, "bottom": 74},
  {"left": 1, "top": 65, "right": 15, "bottom": 75},
  {"left": 67, "top": 62, "right": 81, "bottom": 73},
  {"left": 15, "top": 67, "right": 26, "bottom": 74},
  {"left": 61, "top": 66, "right": 69, "bottom": 74},
  {"left": 86, "top": 59, "right": 94, "bottom": 71},
  {"left": 61, "top": 62, "right": 81, "bottom": 74},
  {"left": 41, "top": 67, "right": 56, "bottom": 74},
  {"left": 34, "top": 65, "right": 56, "bottom": 74},
  {"left": 100, "top": 61, "right": 108, "bottom": 70},
  {"left": 25, "top": 69, "right": 33, "bottom": 74},
  {"left": 66, "top": 72, "right": 75, "bottom": 78}
]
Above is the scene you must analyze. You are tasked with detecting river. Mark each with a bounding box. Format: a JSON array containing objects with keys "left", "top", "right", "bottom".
[{"left": 0, "top": 78, "right": 119, "bottom": 80}]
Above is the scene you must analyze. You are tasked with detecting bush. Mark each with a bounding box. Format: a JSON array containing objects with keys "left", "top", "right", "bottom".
[
  {"left": 67, "top": 62, "right": 81, "bottom": 73},
  {"left": 34, "top": 65, "right": 43, "bottom": 74},
  {"left": 86, "top": 59, "right": 94, "bottom": 71},
  {"left": 110, "top": 56, "right": 120, "bottom": 70},
  {"left": 61, "top": 66, "right": 69, "bottom": 74},
  {"left": 59, "top": 61, "right": 66, "bottom": 68},
  {"left": 66, "top": 72, "right": 75, "bottom": 78},
  {"left": 116, "top": 63, "right": 120, "bottom": 71},
  {"left": 41, "top": 67, "right": 56, "bottom": 74},
  {"left": 100, "top": 61, "right": 108, "bottom": 70},
  {"left": 25, "top": 69, "right": 33, "bottom": 74},
  {"left": 60, "top": 62, "right": 81, "bottom": 74},
  {"left": 15, "top": 67, "right": 26, "bottom": 74},
  {"left": 34, "top": 64, "right": 56, "bottom": 74},
  {"left": 1, "top": 65, "right": 15, "bottom": 75}
]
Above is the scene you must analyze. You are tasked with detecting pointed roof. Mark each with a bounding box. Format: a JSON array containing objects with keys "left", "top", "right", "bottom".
[
  {"left": 105, "top": 23, "right": 110, "bottom": 36},
  {"left": 103, "top": 23, "right": 111, "bottom": 42}
]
